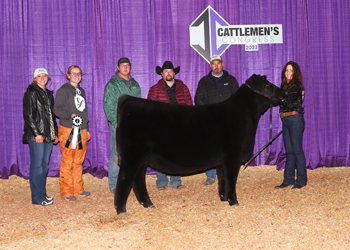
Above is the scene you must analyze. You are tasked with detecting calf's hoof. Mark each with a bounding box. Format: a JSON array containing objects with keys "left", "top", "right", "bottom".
[
  {"left": 142, "top": 202, "right": 154, "bottom": 208},
  {"left": 116, "top": 207, "right": 127, "bottom": 215},
  {"left": 117, "top": 212, "right": 129, "bottom": 216},
  {"left": 229, "top": 200, "right": 239, "bottom": 206}
]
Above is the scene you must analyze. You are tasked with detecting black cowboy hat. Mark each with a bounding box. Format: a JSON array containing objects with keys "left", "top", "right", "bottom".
[{"left": 156, "top": 61, "right": 180, "bottom": 75}]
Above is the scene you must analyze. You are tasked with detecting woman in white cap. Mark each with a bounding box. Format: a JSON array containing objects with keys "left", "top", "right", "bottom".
[{"left": 23, "top": 68, "right": 58, "bottom": 206}]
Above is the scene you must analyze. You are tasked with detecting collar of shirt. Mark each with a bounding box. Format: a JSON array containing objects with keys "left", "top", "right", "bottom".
[
  {"left": 211, "top": 72, "right": 223, "bottom": 78},
  {"left": 164, "top": 79, "right": 175, "bottom": 88}
]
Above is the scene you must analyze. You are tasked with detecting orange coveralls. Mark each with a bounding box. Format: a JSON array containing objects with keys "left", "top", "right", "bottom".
[{"left": 58, "top": 125, "right": 88, "bottom": 198}]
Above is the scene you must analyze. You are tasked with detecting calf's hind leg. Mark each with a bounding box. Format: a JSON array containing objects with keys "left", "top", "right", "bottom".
[
  {"left": 132, "top": 165, "right": 154, "bottom": 208},
  {"left": 115, "top": 163, "right": 139, "bottom": 215}
]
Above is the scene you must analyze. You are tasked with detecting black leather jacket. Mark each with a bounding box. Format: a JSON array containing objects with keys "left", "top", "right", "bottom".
[
  {"left": 22, "top": 84, "right": 58, "bottom": 144},
  {"left": 279, "top": 82, "right": 304, "bottom": 114}
]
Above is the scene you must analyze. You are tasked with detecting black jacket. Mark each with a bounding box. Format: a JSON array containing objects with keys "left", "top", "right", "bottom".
[
  {"left": 195, "top": 70, "right": 239, "bottom": 105},
  {"left": 23, "top": 84, "right": 58, "bottom": 144},
  {"left": 279, "top": 82, "right": 304, "bottom": 114}
]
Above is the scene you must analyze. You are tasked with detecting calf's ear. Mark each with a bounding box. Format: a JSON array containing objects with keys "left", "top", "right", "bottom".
[
  {"left": 246, "top": 74, "right": 259, "bottom": 84},
  {"left": 256, "top": 75, "right": 268, "bottom": 87},
  {"left": 251, "top": 74, "right": 260, "bottom": 80}
]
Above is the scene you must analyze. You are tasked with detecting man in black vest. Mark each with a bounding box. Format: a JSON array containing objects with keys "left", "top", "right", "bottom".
[{"left": 194, "top": 55, "right": 239, "bottom": 185}]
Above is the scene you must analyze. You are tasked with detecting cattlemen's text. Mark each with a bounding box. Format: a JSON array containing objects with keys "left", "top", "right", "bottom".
[{"left": 218, "top": 26, "right": 280, "bottom": 37}]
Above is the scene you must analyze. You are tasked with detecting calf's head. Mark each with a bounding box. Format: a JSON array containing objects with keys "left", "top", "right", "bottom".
[{"left": 245, "top": 74, "right": 287, "bottom": 107}]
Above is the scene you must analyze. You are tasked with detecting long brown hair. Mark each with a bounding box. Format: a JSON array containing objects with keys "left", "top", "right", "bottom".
[{"left": 281, "top": 61, "right": 305, "bottom": 91}]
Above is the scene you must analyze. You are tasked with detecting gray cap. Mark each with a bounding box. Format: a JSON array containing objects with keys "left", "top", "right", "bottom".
[{"left": 210, "top": 55, "right": 222, "bottom": 63}]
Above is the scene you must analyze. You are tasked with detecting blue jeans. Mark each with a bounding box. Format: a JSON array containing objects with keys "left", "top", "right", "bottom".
[
  {"left": 156, "top": 171, "right": 181, "bottom": 188},
  {"left": 28, "top": 140, "right": 53, "bottom": 204},
  {"left": 281, "top": 113, "right": 307, "bottom": 186},
  {"left": 205, "top": 168, "right": 216, "bottom": 180},
  {"left": 108, "top": 125, "right": 120, "bottom": 191}
]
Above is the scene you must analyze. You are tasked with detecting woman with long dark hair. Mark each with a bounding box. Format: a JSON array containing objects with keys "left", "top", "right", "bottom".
[
  {"left": 23, "top": 68, "right": 58, "bottom": 206},
  {"left": 275, "top": 61, "right": 307, "bottom": 189}
]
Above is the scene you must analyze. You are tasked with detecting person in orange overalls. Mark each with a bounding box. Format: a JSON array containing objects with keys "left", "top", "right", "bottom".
[{"left": 54, "top": 65, "right": 91, "bottom": 201}]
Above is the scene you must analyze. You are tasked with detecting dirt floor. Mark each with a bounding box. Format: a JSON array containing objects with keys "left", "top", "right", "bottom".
[{"left": 1, "top": 165, "right": 350, "bottom": 250}]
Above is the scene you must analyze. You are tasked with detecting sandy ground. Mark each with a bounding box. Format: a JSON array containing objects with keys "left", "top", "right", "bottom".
[{"left": 1, "top": 165, "right": 350, "bottom": 250}]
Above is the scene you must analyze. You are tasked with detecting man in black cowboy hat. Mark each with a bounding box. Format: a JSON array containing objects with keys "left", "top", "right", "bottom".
[{"left": 147, "top": 61, "right": 193, "bottom": 190}]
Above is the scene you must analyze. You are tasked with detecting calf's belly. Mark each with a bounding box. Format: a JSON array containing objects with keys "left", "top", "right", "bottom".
[{"left": 144, "top": 154, "right": 223, "bottom": 175}]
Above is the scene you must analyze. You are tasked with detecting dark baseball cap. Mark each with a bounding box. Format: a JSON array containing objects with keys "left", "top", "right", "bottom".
[{"left": 118, "top": 57, "right": 131, "bottom": 66}]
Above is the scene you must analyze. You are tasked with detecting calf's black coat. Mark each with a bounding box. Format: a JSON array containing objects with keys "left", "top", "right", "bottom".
[{"left": 115, "top": 74, "right": 286, "bottom": 214}]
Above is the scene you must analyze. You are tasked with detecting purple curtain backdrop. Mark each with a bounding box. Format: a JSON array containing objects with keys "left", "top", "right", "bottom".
[{"left": 1, "top": 0, "right": 349, "bottom": 179}]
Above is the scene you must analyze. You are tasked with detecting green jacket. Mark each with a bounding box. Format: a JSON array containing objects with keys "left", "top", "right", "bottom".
[{"left": 103, "top": 72, "right": 141, "bottom": 127}]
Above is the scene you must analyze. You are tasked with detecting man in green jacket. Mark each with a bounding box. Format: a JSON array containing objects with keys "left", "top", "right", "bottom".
[{"left": 103, "top": 57, "right": 141, "bottom": 194}]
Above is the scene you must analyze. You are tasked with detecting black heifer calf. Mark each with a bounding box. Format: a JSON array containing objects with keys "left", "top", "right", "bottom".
[{"left": 115, "top": 74, "right": 286, "bottom": 215}]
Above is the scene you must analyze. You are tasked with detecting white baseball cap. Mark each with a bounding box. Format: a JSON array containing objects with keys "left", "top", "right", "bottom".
[
  {"left": 210, "top": 55, "right": 222, "bottom": 63},
  {"left": 34, "top": 68, "right": 49, "bottom": 78}
]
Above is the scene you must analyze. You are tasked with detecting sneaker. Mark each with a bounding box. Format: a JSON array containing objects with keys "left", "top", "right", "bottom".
[
  {"left": 175, "top": 184, "right": 184, "bottom": 189},
  {"left": 157, "top": 186, "right": 167, "bottom": 190},
  {"left": 204, "top": 178, "right": 215, "bottom": 185},
  {"left": 110, "top": 188, "right": 116, "bottom": 194},
  {"left": 65, "top": 196, "right": 77, "bottom": 201},
  {"left": 79, "top": 191, "right": 91, "bottom": 197},
  {"left": 41, "top": 200, "right": 53, "bottom": 206},
  {"left": 46, "top": 196, "right": 53, "bottom": 201}
]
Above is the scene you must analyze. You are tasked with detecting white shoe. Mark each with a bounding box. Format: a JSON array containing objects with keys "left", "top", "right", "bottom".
[{"left": 41, "top": 200, "right": 53, "bottom": 206}]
